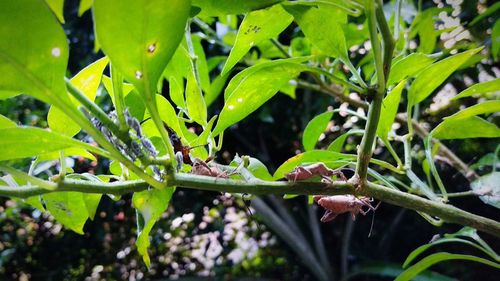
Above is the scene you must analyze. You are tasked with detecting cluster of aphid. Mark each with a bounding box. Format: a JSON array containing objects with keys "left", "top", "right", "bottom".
[{"left": 83, "top": 108, "right": 161, "bottom": 179}]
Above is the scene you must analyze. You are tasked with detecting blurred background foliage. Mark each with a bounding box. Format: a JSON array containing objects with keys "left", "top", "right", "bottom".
[{"left": 1, "top": 0, "right": 499, "bottom": 280}]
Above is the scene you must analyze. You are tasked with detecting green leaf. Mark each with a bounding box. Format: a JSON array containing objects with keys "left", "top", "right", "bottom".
[
  {"left": 452, "top": 78, "right": 500, "bottom": 100},
  {"left": 302, "top": 111, "right": 333, "bottom": 151},
  {"left": 0, "top": 114, "right": 16, "bottom": 128},
  {"left": 444, "top": 101, "right": 500, "bottom": 120},
  {"left": 348, "top": 262, "right": 457, "bottom": 281},
  {"left": 408, "top": 48, "right": 482, "bottom": 107},
  {"left": 432, "top": 116, "right": 500, "bottom": 139},
  {"left": 48, "top": 57, "right": 109, "bottom": 136},
  {"left": 377, "top": 80, "right": 405, "bottom": 140},
  {"left": 0, "top": 127, "right": 107, "bottom": 161},
  {"left": 282, "top": 3, "right": 347, "bottom": 60},
  {"left": 469, "top": 2, "right": 500, "bottom": 26},
  {"left": 102, "top": 75, "right": 135, "bottom": 106},
  {"left": 396, "top": 253, "right": 500, "bottom": 281},
  {"left": 492, "top": 20, "right": 500, "bottom": 61},
  {"left": 0, "top": 91, "right": 20, "bottom": 100},
  {"left": 78, "top": 0, "right": 93, "bottom": 16},
  {"left": 186, "top": 66, "right": 208, "bottom": 126},
  {"left": 206, "top": 73, "right": 230, "bottom": 107},
  {"left": 471, "top": 172, "right": 500, "bottom": 209},
  {"left": 43, "top": 192, "right": 91, "bottom": 234},
  {"left": 326, "top": 127, "right": 365, "bottom": 152},
  {"left": 0, "top": 0, "right": 69, "bottom": 106},
  {"left": 45, "top": 0, "right": 65, "bottom": 23},
  {"left": 232, "top": 155, "right": 273, "bottom": 181},
  {"left": 413, "top": 9, "right": 438, "bottom": 53},
  {"left": 93, "top": 0, "right": 190, "bottom": 100},
  {"left": 192, "top": 35, "right": 211, "bottom": 96},
  {"left": 155, "top": 94, "right": 183, "bottom": 137},
  {"left": 37, "top": 147, "right": 97, "bottom": 161},
  {"left": 83, "top": 193, "right": 102, "bottom": 220},
  {"left": 387, "top": 53, "right": 436, "bottom": 86},
  {"left": 192, "top": 0, "right": 282, "bottom": 16},
  {"left": 221, "top": 4, "right": 293, "bottom": 75},
  {"left": 213, "top": 58, "right": 309, "bottom": 136},
  {"left": 133, "top": 187, "right": 175, "bottom": 267},
  {"left": 273, "top": 150, "right": 349, "bottom": 180}
]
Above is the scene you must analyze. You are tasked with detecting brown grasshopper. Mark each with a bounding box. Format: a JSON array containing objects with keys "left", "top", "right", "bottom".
[
  {"left": 313, "top": 195, "right": 380, "bottom": 222},
  {"left": 285, "top": 162, "right": 347, "bottom": 183},
  {"left": 190, "top": 158, "right": 229, "bottom": 178}
]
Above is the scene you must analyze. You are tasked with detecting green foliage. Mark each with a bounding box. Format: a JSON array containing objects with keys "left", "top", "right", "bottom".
[
  {"left": 213, "top": 58, "right": 308, "bottom": 136},
  {"left": 0, "top": 0, "right": 499, "bottom": 279},
  {"left": 0, "top": 0, "right": 69, "bottom": 106},
  {"left": 302, "top": 111, "right": 334, "bottom": 151},
  {"left": 133, "top": 186, "right": 175, "bottom": 267},
  {"left": 0, "top": 127, "right": 107, "bottom": 161},
  {"left": 408, "top": 48, "right": 482, "bottom": 107},
  {"left": 221, "top": 4, "right": 293, "bottom": 75}
]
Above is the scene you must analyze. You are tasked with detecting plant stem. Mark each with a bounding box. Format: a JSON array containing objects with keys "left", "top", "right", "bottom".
[
  {"left": 354, "top": 0, "right": 395, "bottom": 187},
  {"left": 1, "top": 175, "right": 499, "bottom": 238},
  {"left": 65, "top": 78, "right": 126, "bottom": 141},
  {"left": 110, "top": 63, "right": 128, "bottom": 132}
]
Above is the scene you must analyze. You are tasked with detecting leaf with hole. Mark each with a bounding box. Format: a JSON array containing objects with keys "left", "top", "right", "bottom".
[
  {"left": 93, "top": 0, "right": 190, "bottom": 100},
  {"left": 221, "top": 4, "right": 293, "bottom": 75}
]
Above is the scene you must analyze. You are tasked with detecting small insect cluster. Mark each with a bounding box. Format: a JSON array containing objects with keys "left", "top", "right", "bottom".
[
  {"left": 84, "top": 108, "right": 161, "bottom": 179},
  {"left": 285, "top": 163, "right": 379, "bottom": 223}
]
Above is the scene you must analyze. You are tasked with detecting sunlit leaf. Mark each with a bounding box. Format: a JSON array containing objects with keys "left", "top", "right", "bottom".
[
  {"left": 408, "top": 48, "right": 482, "bottom": 107},
  {"left": 43, "top": 192, "right": 91, "bottom": 234},
  {"left": 432, "top": 116, "right": 500, "bottom": 139},
  {"left": 387, "top": 53, "right": 435, "bottom": 85},
  {"left": 302, "top": 111, "right": 333, "bottom": 151},
  {"left": 213, "top": 58, "right": 309, "bottom": 136},
  {"left": 186, "top": 66, "right": 207, "bottom": 126},
  {"left": 377, "top": 80, "right": 405, "bottom": 140},
  {"left": 192, "top": 0, "right": 282, "bottom": 16},
  {"left": 78, "top": 0, "right": 93, "bottom": 16},
  {"left": 471, "top": 172, "right": 500, "bottom": 209},
  {"left": 0, "top": 127, "right": 106, "bottom": 161},
  {"left": 48, "top": 57, "right": 109, "bottom": 136},
  {"left": 133, "top": 187, "right": 175, "bottom": 267},
  {"left": 94, "top": 0, "right": 191, "bottom": 102},
  {"left": 232, "top": 155, "right": 273, "bottom": 181},
  {"left": 102, "top": 75, "right": 135, "bottom": 106},
  {"left": 348, "top": 262, "right": 457, "bottom": 281},
  {"left": 221, "top": 4, "right": 293, "bottom": 75},
  {"left": 37, "top": 147, "right": 97, "bottom": 161},
  {"left": 452, "top": 78, "right": 500, "bottom": 100},
  {"left": 444, "top": 101, "right": 500, "bottom": 120},
  {"left": 45, "top": 0, "right": 65, "bottom": 23},
  {"left": 283, "top": 3, "right": 347, "bottom": 60},
  {"left": 273, "top": 150, "right": 349, "bottom": 180},
  {"left": 0, "top": 114, "right": 16, "bottom": 128},
  {"left": 192, "top": 35, "right": 211, "bottom": 96},
  {"left": 0, "top": 0, "right": 69, "bottom": 106}
]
